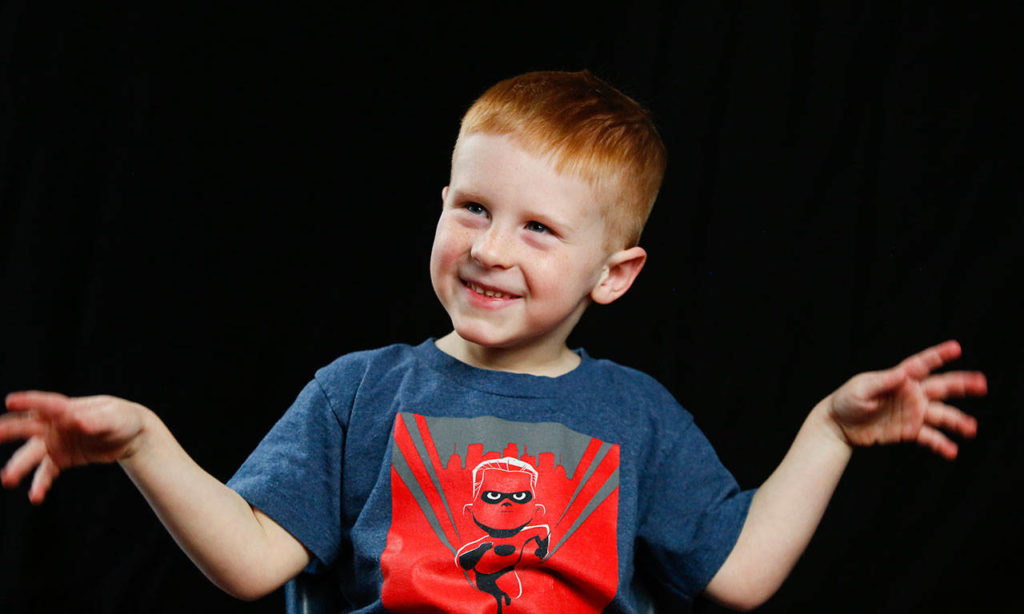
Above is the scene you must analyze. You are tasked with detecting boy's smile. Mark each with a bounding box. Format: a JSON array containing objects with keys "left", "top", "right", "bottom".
[
  {"left": 462, "top": 279, "right": 520, "bottom": 304},
  {"left": 429, "top": 132, "right": 638, "bottom": 375}
]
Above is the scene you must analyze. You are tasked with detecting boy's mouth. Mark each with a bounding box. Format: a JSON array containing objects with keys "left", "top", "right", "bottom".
[{"left": 462, "top": 280, "right": 519, "bottom": 299}]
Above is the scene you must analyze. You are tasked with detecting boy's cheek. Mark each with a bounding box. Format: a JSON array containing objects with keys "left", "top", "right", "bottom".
[
  {"left": 430, "top": 224, "right": 474, "bottom": 272},
  {"left": 429, "top": 239, "right": 463, "bottom": 301},
  {"left": 429, "top": 235, "right": 457, "bottom": 273}
]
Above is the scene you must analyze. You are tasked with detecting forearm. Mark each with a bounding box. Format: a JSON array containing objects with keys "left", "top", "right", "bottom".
[
  {"left": 119, "top": 408, "right": 308, "bottom": 600},
  {"left": 705, "top": 398, "right": 852, "bottom": 610}
]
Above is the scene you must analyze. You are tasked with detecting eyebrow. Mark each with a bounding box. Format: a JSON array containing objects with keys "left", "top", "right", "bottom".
[{"left": 448, "top": 187, "right": 489, "bottom": 204}]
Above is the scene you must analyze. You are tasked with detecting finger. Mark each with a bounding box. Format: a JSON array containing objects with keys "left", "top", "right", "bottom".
[
  {"left": 0, "top": 413, "right": 47, "bottom": 444},
  {"left": 924, "top": 371, "right": 988, "bottom": 400},
  {"left": 850, "top": 368, "right": 907, "bottom": 401},
  {"left": 73, "top": 396, "right": 131, "bottom": 436},
  {"left": 899, "top": 340, "right": 962, "bottom": 380},
  {"left": 5, "top": 391, "right": 71, "bottom": 417},
  {"left": 916, "top": 425, "right": 959, "bottom": 460},
  {"left": 926, "top": 402, "right": 978, "bottom": 439},
  {"left": 0, "top": 437, "right": 48, "bottom": 488},
  {"left": 28, "top": 456, "right": 60, "bottom": 505}
]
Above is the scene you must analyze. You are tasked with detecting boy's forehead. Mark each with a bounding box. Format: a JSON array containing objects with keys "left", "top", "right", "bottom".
[
  {"left": 450, "top": 133, "right": 611, "bottom": 229},
  {"left": 450, "top": 133, "right": 559, "bottom": 186}
]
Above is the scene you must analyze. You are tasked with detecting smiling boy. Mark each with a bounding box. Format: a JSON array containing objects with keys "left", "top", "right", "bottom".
[
  {"left": 0, "top": 70, "right": 986, "bottom": 613},
  {"left": 431, "top": 130, "right": 647, "bottom": 376}
]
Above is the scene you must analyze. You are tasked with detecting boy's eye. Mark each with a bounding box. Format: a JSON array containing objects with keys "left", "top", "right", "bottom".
[
  {"left": 525, "top": 221, "right": 551, "bottom": 234},
  {"left": 465, "top": 202, "right": 488, "bottom": 216}
]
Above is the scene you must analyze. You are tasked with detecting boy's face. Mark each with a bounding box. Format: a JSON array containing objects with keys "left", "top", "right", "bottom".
[{"left": 430, "top": 133, "right": 615, "bottom": 364}]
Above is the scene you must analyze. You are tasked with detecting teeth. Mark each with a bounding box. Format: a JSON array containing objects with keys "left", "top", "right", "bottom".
[{"left": 468, "top": 281, "right": 514, "bottom": 299}]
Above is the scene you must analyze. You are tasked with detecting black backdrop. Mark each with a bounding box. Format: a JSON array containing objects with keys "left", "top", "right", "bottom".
[{"left": 2, "top": 3, "right": 1021, "bottom": 613}]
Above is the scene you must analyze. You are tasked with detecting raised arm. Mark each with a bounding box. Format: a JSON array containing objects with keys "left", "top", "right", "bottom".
[
  {"left": 703, "top": 341, "right": 987, "bottom": 611},
  {"left": 0, "top": 391, "right": 310, "bottom": 600}
]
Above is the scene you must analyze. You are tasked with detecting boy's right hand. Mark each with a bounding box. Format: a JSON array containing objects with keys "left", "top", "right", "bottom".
[
  {"left": 0, "top": 391, "right": 149, "bottom": 504},
  {"left": 2, "top": 390, "right": 311, "bottom": 598}
]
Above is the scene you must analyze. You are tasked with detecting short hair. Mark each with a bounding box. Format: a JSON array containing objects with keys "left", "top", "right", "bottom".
[
  {"left": 455, "top": 69, "right": 667, "bottom": 249},
  {"left": 471, "top": 457, "right": 538, "bottom": 500}
]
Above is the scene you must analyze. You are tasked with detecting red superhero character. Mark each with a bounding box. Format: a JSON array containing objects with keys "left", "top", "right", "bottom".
[{"left": 456, "top": 457, "right": 551, "bottom": 613}]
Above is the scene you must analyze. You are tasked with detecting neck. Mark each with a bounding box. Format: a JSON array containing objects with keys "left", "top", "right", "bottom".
[{"left": 435, "top": 332, "right": 581, "bottom": 377}]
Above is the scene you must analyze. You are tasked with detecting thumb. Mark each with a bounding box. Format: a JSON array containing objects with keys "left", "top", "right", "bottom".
[{"left": 853, "top": 367, "right": 907, "bottom": 401}]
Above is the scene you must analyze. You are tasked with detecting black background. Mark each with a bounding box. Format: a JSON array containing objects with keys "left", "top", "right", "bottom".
[{"left": 2, "top": 3, "right": 1021, "bottom": 613}]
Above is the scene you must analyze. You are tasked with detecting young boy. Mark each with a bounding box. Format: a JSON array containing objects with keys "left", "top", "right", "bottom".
[{"left": 0, "top": 70, "right": 987, "bottom": 612}]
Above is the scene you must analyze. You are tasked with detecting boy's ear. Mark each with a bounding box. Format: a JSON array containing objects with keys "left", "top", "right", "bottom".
[
  {"left": 441, "top": 186, "right": 449, "bottom": 203},
  {"left": 590, "top": 246, "right": 647, "bottom": 305}
]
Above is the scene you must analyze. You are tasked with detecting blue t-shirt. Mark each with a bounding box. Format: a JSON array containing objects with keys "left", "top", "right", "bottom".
[{"left": 228, "top": 340, "right": 753, "bottom": 613}]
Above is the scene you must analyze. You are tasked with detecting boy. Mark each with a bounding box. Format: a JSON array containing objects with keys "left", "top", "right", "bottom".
[{"left": 0, "top": 70, "right": 987, "bottom": 612}]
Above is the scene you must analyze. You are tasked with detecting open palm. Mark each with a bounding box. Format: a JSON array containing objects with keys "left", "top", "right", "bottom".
[
  {"left": 827, "top": 341, "right": 987, "bottom": 459},
  {"left": 0, "top": 391, "right": 147, "bottom": 503}
]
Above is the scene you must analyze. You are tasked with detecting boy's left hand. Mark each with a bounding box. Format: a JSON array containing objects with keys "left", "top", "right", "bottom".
[{"left": 825, "top": 340, "right": 987, "bottom": 459}]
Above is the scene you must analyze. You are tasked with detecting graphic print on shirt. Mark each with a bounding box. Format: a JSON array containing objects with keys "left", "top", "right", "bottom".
[{"left": 381, "top": 413, "right": 620, "bottom": 613}]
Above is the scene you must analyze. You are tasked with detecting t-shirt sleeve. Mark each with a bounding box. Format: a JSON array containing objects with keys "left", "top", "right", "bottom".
[
  {"left": 637, "top": 415, "right": 755, "bottom": 603},
  {"left": 227, "top": 377, "right": 346, "bottom": 570}
]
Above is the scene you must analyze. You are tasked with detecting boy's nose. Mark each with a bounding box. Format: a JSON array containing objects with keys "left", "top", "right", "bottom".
[{"left": 470, "top": 227, "right": 514, "bottom": 269}]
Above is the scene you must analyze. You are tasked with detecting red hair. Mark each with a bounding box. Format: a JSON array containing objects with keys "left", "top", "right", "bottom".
[{"left": 455, "top": 70, "right": 667, "bottom": 248}]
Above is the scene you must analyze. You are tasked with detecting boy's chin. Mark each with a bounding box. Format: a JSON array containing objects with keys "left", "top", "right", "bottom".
[
  {"left": 455, "top": 322, "right": 553, "bottom": 349},
  {"left": 440, "top": 327, "right": 528, "bottom": 358},
  {"left": 450, "top": 328, "right": 515, "bottom": 351}
]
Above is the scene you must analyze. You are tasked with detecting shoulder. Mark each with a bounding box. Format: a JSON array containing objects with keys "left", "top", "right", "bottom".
[
  {"left": 577, "top": 353, "right": 696, "bottom": 432},
  {"left": 315, "top": 342, "right": 420, "bottom": 381},
  {"left": 310, "top": 342, "right": 424, "bottom": 408},
  {"left": 584, "top": 355, "right": 686, "bottom": 407}
]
